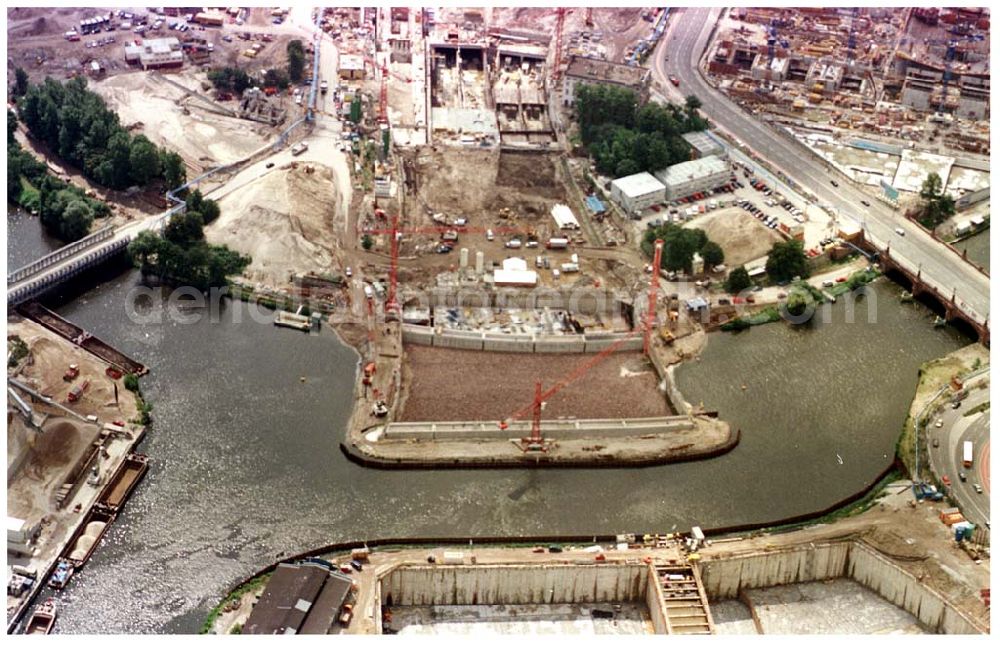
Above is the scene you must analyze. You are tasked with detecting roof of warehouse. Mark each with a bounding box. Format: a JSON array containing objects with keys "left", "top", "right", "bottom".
[
  {"left": 611, "top": 172, "right": 665, "bottom": 198},
  {"left": 299, "top": 572, "right": 353, "bottom": 634},
  {"left": 243, "top": 563, "right": 333, "bottom": 635},
  {"left": 658, "top": 155, "right": 728, "bottom": 184},
  {"left": 681, "top": 131, "right": 724, "bottom": 154}
]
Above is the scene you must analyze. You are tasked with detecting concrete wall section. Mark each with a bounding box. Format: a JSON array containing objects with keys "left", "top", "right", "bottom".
[
  {"left": 847, "top": 543, "right": 982, "bottom": 635},
  {"left": 482, "top": 334, "right": 535, "bottom": 353},
  {"left": 401, "top": 325, "right": 638, "bottom": 354},
  {"left": 381, "top": 416, "right": 695, "bottom": 441},
  {"left": 700, "top": 543, "right": 850, "bottom": 599},
  {"left": 381, "top": 564, "right": 648, "bottom": 607}
]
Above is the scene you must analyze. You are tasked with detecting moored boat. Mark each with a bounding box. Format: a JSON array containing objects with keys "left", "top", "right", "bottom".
[
  {"left": 25, "top": 599, "right": 57, "bottom": 634},
  {"left": 48, "top": 560, "right": 75, "bottom": 590}
]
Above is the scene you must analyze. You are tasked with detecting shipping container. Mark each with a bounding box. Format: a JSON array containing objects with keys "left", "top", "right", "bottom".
[
  {"left": 546, "top": 237, "right": 569, "bottom": 250},
  {"left": 442, "top": 551, "right": 464, "bottom": 565}
]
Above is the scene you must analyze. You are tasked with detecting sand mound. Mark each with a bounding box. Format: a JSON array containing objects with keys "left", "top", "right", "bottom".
[
  {"left": 686, "top": 208, "right": 784, "bottom": 266},
  {"left": 92, "top": 73, "right": 270, "bottom": 170},
  {"left": 207, "top": 164, "right": 343, "bottom": 285}
]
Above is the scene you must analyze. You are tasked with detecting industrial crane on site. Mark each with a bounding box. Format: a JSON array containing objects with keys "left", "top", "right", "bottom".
[{"left": 500, "top": 240, "right": 665, "bottom": 452}]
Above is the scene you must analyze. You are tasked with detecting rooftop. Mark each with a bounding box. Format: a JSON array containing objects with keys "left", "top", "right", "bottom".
[
  {"left": 681, "top": 131, "right": 724, "bottom": 155},
  {"left": 611, "top": 172, "right": 665, "bottom": 198},
  {"left": 658, "top": 155, "right": 729, "bottom": 185}
]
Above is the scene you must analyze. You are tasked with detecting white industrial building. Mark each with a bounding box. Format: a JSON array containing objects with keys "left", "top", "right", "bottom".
[
  {"left": 655, "top": 155, "right": 730, "bottom": 201},
  {"left": 124, "top": 37, "right": 183, "bottom": 70},
  {"left": 493, "top": 257, "right": 537, "bottom": 287},
  {"left": 550, "top": 204, "right": 580, "bottom": 230},
  {"left": 610, "top": 172, "right": 666, "bottom": 215}
]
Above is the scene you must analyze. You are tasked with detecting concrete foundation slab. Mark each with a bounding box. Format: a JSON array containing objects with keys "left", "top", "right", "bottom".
[
  {"left": 388, "top": 603, "right": 653, "bottom": 635},
  {"left": 743, "top": 579, "right": 930, "bottom": 635},
  {"left": 710, "top": 600, "right": 758, "bottom": 635}
]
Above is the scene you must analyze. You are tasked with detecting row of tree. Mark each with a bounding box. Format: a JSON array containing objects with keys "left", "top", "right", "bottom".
[
  {"left": 128, "top": 190, "right": 248, "bottom": 291},
  {"left": 575, "top": 85, "right": 709, "bottom": 177},
  {"left": 14, "top": 74, "right": 186, "bottom": 192},
  {"left": 9, "top": 110, "right": 110, "bottom": 241}
]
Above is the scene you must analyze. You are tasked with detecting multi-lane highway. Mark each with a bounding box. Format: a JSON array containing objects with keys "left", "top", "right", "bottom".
[
  {"left": 654, "top": 7, "right": 989, "bottom": 326},
  {"left": 927, "top": 375, "right": 990, "bottom": 526}
]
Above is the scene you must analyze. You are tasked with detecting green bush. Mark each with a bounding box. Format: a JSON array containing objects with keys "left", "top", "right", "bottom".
[{"left": 123, "top": 373, "right": 139, "bottom": 392}]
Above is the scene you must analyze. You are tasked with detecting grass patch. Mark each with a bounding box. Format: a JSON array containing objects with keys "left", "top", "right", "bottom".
[
  {"left": 202, "top": 573, "right": 271, "bottom": 635},
  {"left": 826, "top": 268, "right": 880, "bottom": 298},
  {"left": 7, "top": 335, "right": 29, "bottom": 367},
  {"left": 963, "top": 401, "right": 989, "bottom": 417},
  {"left": 720, "top": 306, "right": 780, "bottom": 331}
]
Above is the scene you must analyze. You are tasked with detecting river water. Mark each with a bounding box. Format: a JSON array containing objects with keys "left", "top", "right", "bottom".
[
  {"left": 9, "top": 218, "right": 967, "bottom": 633},
  {"left": 954, "top": 229, "right": 990, "bottom": 272}
]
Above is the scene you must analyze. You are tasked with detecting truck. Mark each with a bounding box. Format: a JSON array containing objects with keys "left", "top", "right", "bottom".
[
  {"left": 291, "top": 142, "right": 308, "bottom": 156},
  {"left": 560, "top": 263, "right": 580, "bottom": 273},
  {"left": 963, "top": 440, "right": 973, "bottom": 468}
]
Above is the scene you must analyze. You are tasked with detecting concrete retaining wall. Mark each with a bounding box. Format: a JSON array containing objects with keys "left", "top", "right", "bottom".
[
  {"left": 408, "top": 287, "right": 626, "bottom": 316},
  {"left": 700, "top": 541, "right": 986, "bottom": 634},
  {"left": 401, "top": 324, "right": 640, "bottom": 354},
  {"left": 848, "top": 543, "right": 982, "bottom": 635},
  {"left": 381, "top": 416, "right": 695, "bottom": 441},
  {"left": 381, "top": 563, "right": 648, "bottom": 606}
]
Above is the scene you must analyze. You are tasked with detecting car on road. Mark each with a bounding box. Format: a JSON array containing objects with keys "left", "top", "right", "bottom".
[
  {"left": 935, "top": 418, "right": 943, "bottom": 428},
  {"left": 668, "top": 75, "right": 680, "bottom": 87},
  {"left": 830, "top": 180, "right": 839, "bottom": 187},
  {"left": 951, "top": 400, "right": 962, "bottom": 409},
  {"left": 265, "top": 162, "right": 275, "bottom": 168},
  {"left": 959, "top": 472, "right": 967, "bottom": 482},
  {"left": 974, "top": 484, "right": 983, "bottom": 494},
  {"left": 941, "top": 475, "right": 951, "bottom": 486},
  {"left": 933, "top": 438, "right": 940, "bottom": 448},
  {"left": 860, "top": 200, "right": 870, "bottom": 207},
  {"left": 895, "top": 227, "right": 905, "bottom": 236}
]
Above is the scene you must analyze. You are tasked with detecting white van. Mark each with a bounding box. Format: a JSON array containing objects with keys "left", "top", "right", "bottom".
[
  {"left": 486, "top": 229, "right": 494, "bottom": 241},
  {"left": 895, "top": 227, "right": 905, "bottom": 236}
]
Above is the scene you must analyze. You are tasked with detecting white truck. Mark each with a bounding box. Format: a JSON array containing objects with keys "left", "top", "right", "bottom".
[
  {"left": 291, "top": 142, "right": 309, "bottom": 156},
  {"left": 320, "top": 79, "right": 329, "bottom": 94}
]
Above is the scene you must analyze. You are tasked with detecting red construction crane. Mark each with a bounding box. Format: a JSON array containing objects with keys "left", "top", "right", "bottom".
[
  {"left": 378, "top": 62, "right": 389, "bottom": 124},
  {"left": 501, "top": 330, "right": 643, "bottom": 452},
  {"left": 552, "top": 7, "right": 566, "bottom": 82},
  {"left": 361, "top": 210, "right": 538, "bottom": 316},
  {"left": 644, "top": 239, "right": 664, "bottom": 356}
]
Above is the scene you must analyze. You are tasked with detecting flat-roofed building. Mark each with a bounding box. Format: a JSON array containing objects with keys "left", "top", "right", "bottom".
[
  {"left": 124, "top": 37, "right": 183, "bottom": 70},
  {"left": 655, "top": 155, "right": 730, "bottom": 201},
  {"left": 610, "top": 172, "right": 666, "bottom": 215},
  {"left": 339, "top": 55, "right": 365, "bottom": 80},
  {"left": 681, "top": 131, "right": 725, "bottom": 159}
]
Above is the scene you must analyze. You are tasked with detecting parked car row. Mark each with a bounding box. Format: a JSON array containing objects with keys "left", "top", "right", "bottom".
[{"left": 737, "top": 199, "right": 780, "bottom": 230}]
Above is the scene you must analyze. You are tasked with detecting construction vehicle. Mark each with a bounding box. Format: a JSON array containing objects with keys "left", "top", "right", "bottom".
[
  {"left": 63, "top": 364, "right": 80, "bottom": 382},
  {"left": 371, "top": 400, "right": 388, "bottom": 417},
  {"left": 67, "top": 380, "right": 90, "bottom": 403},
  {"left": 362, "top": 362, "right": 376, "bottom": 386}
]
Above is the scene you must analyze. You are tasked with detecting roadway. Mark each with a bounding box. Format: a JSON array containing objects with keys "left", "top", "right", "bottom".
[
  {"left": 927, "top": 374, "right": 990, "bottom": 527},
  {"left": 653, "top": 7, "right": 989, "bottom": 326}
]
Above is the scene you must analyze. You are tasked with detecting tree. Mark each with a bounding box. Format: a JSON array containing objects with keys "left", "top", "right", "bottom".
[
  {"left": 164, "top": 211, "right": 204, "bottom": 247},
  {"left": 684, "top": 94, "right": 702, "bottom": 112},
  {"left": 129, "top": 135, "right": 161, "bottom": 185},
  {"left": 287, "top": 40, "right": 306, "bottom": 83},
  {"left": 699, "top": 240, "right": 724, "bottom": 267},
  {"left": 765, "top": 239, "right": 809, "bottom": 283},
  {"left": 8, "top": 109, "right": 17, "bottom": 144},
  {"left": 919, "top": 172, "right": 943, "bottom": 202},
  {"left": 263, "top": 68, "right": 290, "bottom": 89},
  {"left": 60, "top": 200, "right": 94, "bottom": 240},
  {"left": 361, "top": 234, "right": 373, "bottom": 250},
  {"left": 725, "top": 266, "right": 752, "bottom": 294},
  {"left": 14, "top": 68, "right": 29, "bottom": 97},
  {"left": 160, "top": 150, "right": 186, "bottom": 191},
  {"left": 198, "top": 198, "right": 221, "bottom": 225},
  {"left": 918, "top": 172, "right": 956, "bottom": 229}
]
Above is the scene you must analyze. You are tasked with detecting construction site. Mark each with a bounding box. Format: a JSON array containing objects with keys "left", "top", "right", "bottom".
[
  {"left": 704, "top": 7, "right": 990, "bottom": 212},
  {"left": 209, "top": 475, "right": 990, "bottom": 635}
]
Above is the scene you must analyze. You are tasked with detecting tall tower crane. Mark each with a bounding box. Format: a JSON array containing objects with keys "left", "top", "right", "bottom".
[
  {"left": 552, "top": 7, "right": 567, "bottom": 82},
  {"left": 501, "top": 239, "right": 665, "bottom": 452}
]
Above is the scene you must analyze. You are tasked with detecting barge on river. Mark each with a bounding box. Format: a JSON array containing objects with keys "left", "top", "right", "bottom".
[
  {"left": 24, "top": 599, "right": 57, "bottom": 635},
  {"left": 99, "top": 452, "right": 150, "bottom": 512},
  {"left": 64, "top": 505, "right": 116, "bottom": 569}
]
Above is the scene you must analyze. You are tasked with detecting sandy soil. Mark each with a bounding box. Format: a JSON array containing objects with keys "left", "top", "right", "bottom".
[
  {"left": 206, "top": 163, "right": 344, "bottom": 285},
  {"left": 399, "top": 346, "right": 669, "bottom": 422},
  {"left": 685, "top": 208, "right": 784, "bottom": 266},
  {"left": 92, "top": 71, "right": 273, "bottom": 171}
]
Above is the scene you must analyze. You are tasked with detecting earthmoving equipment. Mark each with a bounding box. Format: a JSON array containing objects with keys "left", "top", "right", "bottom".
[
  {"left": 362, "top": 362, "right": 376, "bottom": 385},
  {"left": 63, "top": 364, "right": 80, "bottom": 382}
]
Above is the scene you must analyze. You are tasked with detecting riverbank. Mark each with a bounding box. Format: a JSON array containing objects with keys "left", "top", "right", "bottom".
[
  {"left": 6, "top": 318, "right": 148, "bottom": 632},
  {"left": 897, "top": 343, "right": 990, "bottom": 479}
]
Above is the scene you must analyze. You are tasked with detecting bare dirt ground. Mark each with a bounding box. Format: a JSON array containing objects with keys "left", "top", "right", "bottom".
[
  {"left": 399, "top": 346, "right": 669, "bottom": 422},
  {"left": 93, "top": 71, "right": 273, "bottom": 171},
  {"left": 206, "top": 163, "right": 345, "bottom": 286},
  {"left": 685, "top": 208, "right": 784, "bottom": 266}
]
